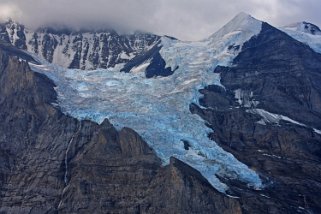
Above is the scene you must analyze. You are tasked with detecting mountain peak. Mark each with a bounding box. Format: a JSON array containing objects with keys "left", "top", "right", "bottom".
[
  {"left": 283, "top": 21, "right": 321, "bottom": 35},
  {"left": 207, "top": 12, "right": 262, "bottom": 41},
  {"left": 228, "top": 12, "right": 261, "bottom": 30},
  {"left": 233, "top": 12, "right": 253, "bottom": 20}
]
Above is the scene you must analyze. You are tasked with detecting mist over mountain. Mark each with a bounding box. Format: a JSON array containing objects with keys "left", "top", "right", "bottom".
[{"left": 1, "top": 0, "right": 321, "bottom": 40}]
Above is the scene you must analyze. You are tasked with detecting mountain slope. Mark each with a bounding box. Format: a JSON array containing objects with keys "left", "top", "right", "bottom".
[
  {"left": 281, "top": 21, "right": 321, "bottom": 54},
  {"left": 0, "top": 19, "right": 160, "bottom": 70},
  {"left": 283, "top": 22, "right": 321, "bottom": 35},
  {"left": 192, "top": 21, "right": 321, "bottom": 213}
]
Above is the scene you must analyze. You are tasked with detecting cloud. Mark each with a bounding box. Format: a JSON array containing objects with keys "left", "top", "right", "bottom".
[
  {"left": 0, "top": 2, "right": 21, "bottom": 21},
  {"left": 0, "top": 0, "right": 320, "bottom": 41}
]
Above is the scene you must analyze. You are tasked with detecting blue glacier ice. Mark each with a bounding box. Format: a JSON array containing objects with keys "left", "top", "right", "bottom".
[{"left": 30, "top": 13, "right": 263, "bottom": 193}]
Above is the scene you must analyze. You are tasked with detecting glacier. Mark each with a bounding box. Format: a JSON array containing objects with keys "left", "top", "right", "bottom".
[{"left": 30, "top": 13, "right": 264, "bottom": 193}]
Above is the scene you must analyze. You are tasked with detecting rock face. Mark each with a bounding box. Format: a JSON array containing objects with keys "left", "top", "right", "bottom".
[
  {"left": 121, "top": 43, "right": 178, "bottom": 78},
  {"left": 0, "top": 40, "right": 39, "bottom": 64},
  {"left": 0, "top": 45, "right": 241, "bottom": 213},
  {"left": 0, "top": 19, "right": 160, "bottom": 70},
  {"left": 191, "top": 22, "right": 321, "bottom": 213}
]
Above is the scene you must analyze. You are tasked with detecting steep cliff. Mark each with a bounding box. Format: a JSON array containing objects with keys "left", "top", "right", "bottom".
[
  {"left": 0, "top": 20, "right": 160, "bottom": 70},
  {"left": 191, "top": 22, "right": 321, "bottom": 214}
]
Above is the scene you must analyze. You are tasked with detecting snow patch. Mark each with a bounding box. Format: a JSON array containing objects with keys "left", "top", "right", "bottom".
[
  {"left": 249, "top": 108, "right": 321, "bottom": 135},
  {"left": 247, "top": 108, "right": 306, "bottom": 126},
  {"left": 234, "top": 89, "right": 259, "bottom": 107},
  {"left": 120, "top": 52, "right": 135, "bottom": 60},
  {"left": 130, "top": 60, "right": 151, "bottom": 73},
  {"left": 262, "top": 153, "right": 282, "bottom": 159},
  {"left": 314, "top": 129, "right": 321, "bottom": 135}
]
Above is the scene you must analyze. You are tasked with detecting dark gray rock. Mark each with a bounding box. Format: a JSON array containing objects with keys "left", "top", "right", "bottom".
[
  {"left": 121, "top": 43, "right": 178, "bottom": 78},
  {"left": 0, "top": 40, "right": 39, "bottom": 64}
]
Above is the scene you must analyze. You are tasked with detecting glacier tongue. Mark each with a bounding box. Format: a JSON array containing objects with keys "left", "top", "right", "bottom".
[{"left": 30, "top": 14, "right": 263, "bottom": 193}]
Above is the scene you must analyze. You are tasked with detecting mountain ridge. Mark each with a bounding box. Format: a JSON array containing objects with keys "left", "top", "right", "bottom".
[
  {"left": 2, "top": 14, "right": 321, "bottom": 71},
  {"left": 0, "top": 19, "right": 161, "bottom": 70},
  {"left": 283, "top": 21, "right": 321, "bottom": 35}
]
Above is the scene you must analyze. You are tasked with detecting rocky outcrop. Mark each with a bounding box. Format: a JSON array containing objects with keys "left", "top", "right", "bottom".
[
  {"left": 0, "top": 45, "right": 240, "bottom": 213},
  {"left": 0, "top": 20, "right": 160, "bottom": 70},
  {"left": 0, "top": 40, "right": 39, "bottom": 64},
  {"left": 191, "top": 22, "right": 321, "bottom": 213},
  {"left": 121, "top": 43, "right": 178, "bottom": 78}
]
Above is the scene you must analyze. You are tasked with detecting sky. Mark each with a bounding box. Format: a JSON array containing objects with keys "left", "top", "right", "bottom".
[{"left": 0, "top": 0, "right": 320, "bottom": 41}]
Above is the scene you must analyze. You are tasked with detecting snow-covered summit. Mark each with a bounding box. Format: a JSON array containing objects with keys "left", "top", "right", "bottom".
[
  {"left": 207, "top": 12, "right": 262, "bottom": 41},
  {"left": 280, "top": 22, "right": 321, "bottom": 54},
  {"left": 283, "top": 21, "right": 321, "bottom": 35},
  {"left": 200, "top": 12, "right": 262, "bottom": 65}
]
